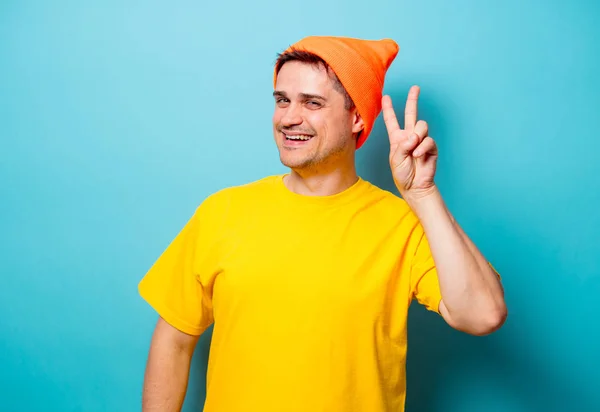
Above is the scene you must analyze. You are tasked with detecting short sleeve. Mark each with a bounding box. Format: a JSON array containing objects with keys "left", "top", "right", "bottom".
[
  {"left": 138, "top": 194, "right": 225, "bottom": 335},
  {"left": 409, "top": 227, "right": 442, "bottom": 314}
]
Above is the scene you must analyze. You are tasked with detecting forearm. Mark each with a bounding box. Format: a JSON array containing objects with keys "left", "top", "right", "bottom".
[
  {"left": 406, "top": 187, "right": 506, "bottom": 334},
  {"left": 451, "top": 211, "right": 503, "bottom": 287},
  {"left": 142, "top": 319, "right": 198, "bottom": 411}
]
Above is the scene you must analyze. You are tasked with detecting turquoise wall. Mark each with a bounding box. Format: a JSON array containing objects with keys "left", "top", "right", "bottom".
[{"left": 1, "top": 1, "right": 598, "bottom": 411}]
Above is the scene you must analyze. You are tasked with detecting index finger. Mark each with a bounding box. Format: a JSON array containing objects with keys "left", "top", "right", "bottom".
[
  {"left": 404, "top": 85, "right": 420, "bottom": 131},
  {"left": 382, "top": 95, "right": 401, "bottom": 136}
]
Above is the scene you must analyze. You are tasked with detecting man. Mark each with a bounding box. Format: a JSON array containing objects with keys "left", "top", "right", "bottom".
[{"left": 138, "top": 36, "right": 507, "bottom": 411}]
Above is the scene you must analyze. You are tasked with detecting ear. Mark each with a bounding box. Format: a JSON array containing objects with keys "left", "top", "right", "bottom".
[{"left": 351, "top": 110, "right": 364, "bottom": 135}]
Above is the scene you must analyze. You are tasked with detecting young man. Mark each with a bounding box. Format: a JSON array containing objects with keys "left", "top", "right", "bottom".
[{"left": 138, "top": 36, "right": 507, "bottom": 412}]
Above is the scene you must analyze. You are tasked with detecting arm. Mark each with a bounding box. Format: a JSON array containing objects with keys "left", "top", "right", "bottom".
[
  {"left": 142, "top": 317, "right": 199, "bottom": 411},
  {"left": 407, "top": 188, "right": 507, "bottom": 335},
  {"left": 382, "top": 86, "right": 507, "bottom": 336}
]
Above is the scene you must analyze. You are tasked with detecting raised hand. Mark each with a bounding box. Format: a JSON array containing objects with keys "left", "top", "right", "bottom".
[{"left": 382, "top": 85, "right": 438, "bottom": 202}]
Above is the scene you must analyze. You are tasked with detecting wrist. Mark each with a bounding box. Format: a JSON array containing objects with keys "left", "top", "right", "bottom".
[
  {"left": 400, "top": 185, "right": 440, "bottom": 209},
  {"left": 400, "top": 185, "right": 450, "bottom": 223}
]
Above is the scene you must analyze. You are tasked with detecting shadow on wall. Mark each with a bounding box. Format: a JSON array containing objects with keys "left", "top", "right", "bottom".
[
  {"left": 404, "top": 305, "right": 600, "bottom": 412},
  {"left": 180, "top": 89, "right": 599, "bottom": 412}
]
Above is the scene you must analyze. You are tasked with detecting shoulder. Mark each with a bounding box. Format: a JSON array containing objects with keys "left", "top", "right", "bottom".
[
  {"left": 358, "top": 180, "right": 427, "bottom": 247},
  {"left": 364, "top": 182, "right": 405, "bottom": 206},
  {"left": 196, "top": 174, "right": 281, "bottom": 214},
  {"left": 360, "top": 179, "right": 418, "bottom": 223},
  {"left": 207, "top": 175, "right": 279, "bottom": 200}
]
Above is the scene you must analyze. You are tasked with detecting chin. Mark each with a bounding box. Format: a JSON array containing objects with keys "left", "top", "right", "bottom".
[{"left": 279, "top": 153, "right": 313, "bottom": 170}]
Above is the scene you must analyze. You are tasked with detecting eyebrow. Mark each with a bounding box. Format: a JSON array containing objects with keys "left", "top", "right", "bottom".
[{"left": 273, "top": 91, "right": 327, "bottom": 101}]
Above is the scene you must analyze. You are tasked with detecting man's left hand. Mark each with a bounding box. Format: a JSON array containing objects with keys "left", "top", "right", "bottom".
[{"left": 382, "top": 85, "right": 438, "bottom": 203}]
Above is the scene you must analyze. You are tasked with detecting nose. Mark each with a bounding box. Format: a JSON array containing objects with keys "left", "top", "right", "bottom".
[{"left": 280, "top": 103, "right": 303, "bottom": 127}]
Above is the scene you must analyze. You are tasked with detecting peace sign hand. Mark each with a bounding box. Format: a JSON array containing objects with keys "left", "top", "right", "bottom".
[{"left": 382, "top": 85, "right": 438, "bottom": 203}]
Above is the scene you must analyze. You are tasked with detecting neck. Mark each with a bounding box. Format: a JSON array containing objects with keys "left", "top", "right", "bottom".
[{"left": 284, "top": 164, "right": 359, "bottom": 196}]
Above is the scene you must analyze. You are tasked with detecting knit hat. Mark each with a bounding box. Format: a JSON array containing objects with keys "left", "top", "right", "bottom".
[{"left": 274, "top": 36, "right": 399, "bottom": 149}]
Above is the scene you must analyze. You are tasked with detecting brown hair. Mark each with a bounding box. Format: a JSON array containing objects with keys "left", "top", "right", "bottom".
[{"left": 275, "top": 49, "right": 356, "bottom": 111}]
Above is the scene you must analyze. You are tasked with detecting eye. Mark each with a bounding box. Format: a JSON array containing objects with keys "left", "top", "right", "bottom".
[{"left": 306, "top": 101, "right": 322, "bottom": 108}]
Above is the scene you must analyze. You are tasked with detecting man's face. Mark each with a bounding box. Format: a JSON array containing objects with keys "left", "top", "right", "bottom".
[{"left": 272, "top": 61, "right": 361, "bottom": 171}]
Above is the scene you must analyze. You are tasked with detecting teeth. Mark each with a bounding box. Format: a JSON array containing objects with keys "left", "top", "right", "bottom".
[{"left": 286, "top": 134, "right": 312, "bottom": 141}]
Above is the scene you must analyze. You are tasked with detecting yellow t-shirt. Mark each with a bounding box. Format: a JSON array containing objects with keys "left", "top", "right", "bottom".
[{"left": 138, "top": 174, "right": 443, "bottom": 412}]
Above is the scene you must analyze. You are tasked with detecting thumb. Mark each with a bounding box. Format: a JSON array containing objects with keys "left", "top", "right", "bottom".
[{"left": 396, "top": 133, "right": 420, "bottom": 157}]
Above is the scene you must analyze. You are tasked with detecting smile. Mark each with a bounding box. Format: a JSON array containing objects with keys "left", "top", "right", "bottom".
[{"left": 283, "top": 132, "right": 314, "bottom": 142}]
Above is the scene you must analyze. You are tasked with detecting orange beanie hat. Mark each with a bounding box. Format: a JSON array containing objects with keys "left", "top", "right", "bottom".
[{"left": 274, "top": 36, "right": 399, "bottom": 149}]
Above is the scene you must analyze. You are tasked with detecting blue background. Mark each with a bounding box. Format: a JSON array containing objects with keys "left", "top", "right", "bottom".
[{"left": 1, "top": 1, "right": 599, "bottom": 411}]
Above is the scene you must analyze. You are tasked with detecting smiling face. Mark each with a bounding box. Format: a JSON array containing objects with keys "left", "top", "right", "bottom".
[{"left": 272, "top": 61, "right": 364, "bottom": 172}]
